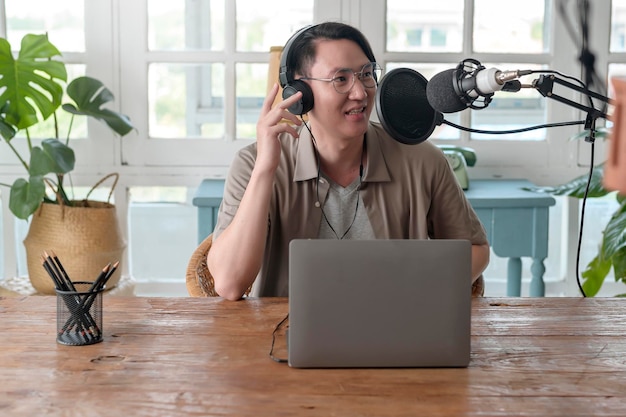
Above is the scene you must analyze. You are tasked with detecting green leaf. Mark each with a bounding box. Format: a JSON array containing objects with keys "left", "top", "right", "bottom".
[
  {"left": 9, "top": 176, "right": 45, "bottom": 219},
  {"left": 612, "top": 247, "right": 626, "bottom": 283},
  {"left": 29, "top": 139, "right": 75, "bottom": 176},
  {"left": 0, "top": 115, "right": 16, "bottom": 140},
  {"left": 581, "top": 254, "right": 612, "bottom": 297},
  {"left": 63, "top": 76, "right": 135, "bottom": 136},
  {"left": 569, "top": 127, "right": 611, "bottom": 142},
  {"left": 601, "top": 200, "right": 626, "bottom": 259},
  {"left": 0, "top": 34, "right": 67, "bottom": 130},
  {"left": 523, "top": 164, "right": 608, "bottom": 198}
]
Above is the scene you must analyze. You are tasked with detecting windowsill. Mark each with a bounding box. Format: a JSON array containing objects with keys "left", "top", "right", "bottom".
[{"left": 0, "top": 275, "right": 137, "bottom": 296}]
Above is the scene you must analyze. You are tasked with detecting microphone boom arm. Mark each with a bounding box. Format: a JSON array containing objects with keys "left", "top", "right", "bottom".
[{"left": 533, "top": 74, "right": 611, "bottom": 120}]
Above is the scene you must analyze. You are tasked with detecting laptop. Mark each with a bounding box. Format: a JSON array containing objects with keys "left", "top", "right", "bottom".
[{"left": 287, "top": 239, "right": 472, "bottom": 368}]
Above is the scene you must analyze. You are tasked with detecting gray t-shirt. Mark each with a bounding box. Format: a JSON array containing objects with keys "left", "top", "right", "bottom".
[{"left": 317, "top": 174, "right": 375, "bottom": 240}]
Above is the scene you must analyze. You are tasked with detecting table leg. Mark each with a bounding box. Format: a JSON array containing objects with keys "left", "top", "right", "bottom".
[
  {"left": 507, "top": 257, "right": 522, "bottom": 296},
  {"left": 197, "top": 207, "right": 217, "bottom": 244},
  {"left": 530, "top": 258, "right": 546, "bottom": 297}
]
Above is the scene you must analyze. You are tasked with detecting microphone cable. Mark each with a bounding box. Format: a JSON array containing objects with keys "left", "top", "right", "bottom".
[
  {"left": 557, "top": 0, "right": 606, "bottom": 297},
  {"left": 574, "top": 140, "right": 595, "bottom": 298},
  {"left": 443, "top": 119, "right": 586, "bottom": 135},
  {"left": 527, "top": 58, "right": 601, "bottom": 297},
  {"left": 558, "top": 0, "right": 608, "bottom": 117},
  {"left": 528, "top": 68, "right": 589, "bottom": 88}
]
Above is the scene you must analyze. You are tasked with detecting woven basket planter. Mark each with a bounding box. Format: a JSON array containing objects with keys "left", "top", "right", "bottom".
[{"left": 23, "top": 200, "right": 126, "bottom": 295}]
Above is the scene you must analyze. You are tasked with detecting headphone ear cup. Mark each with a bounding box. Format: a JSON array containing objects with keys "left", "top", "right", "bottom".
[{"left": 282, "top": 80, "right": 314, "bottom": 115}]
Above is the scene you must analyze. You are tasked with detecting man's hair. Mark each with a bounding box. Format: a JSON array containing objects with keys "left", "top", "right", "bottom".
[{"left": 288, "top": 22, "right": 377, "bottom": 78}]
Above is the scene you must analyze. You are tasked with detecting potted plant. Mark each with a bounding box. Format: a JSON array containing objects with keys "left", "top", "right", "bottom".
[
  {"left": 526, "top": 128, "right": 626, "bottom": 296},
  {"left": 0, "top": 33, "right": 135, "bottom": 294}
]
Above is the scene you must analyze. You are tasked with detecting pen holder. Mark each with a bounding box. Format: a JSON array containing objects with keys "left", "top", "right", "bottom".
[{"left": 56, "top": 281, "right": 104, "bottom": 346}]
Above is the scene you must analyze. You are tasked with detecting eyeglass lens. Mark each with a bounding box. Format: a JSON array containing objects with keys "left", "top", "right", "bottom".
[{"left": 333, "top": 63, "right": 381, "bottom": 93}]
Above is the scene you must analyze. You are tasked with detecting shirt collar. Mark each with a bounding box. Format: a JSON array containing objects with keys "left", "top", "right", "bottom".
[
  {"left": 293, "top": 126, "right": 318, "bottom": 182},
  {"left": 293, "top": 122, "right": 392, "bottom": 183}
]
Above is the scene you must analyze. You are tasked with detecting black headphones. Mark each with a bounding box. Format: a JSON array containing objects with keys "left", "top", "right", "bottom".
[{"left": 278, "top": 25, "right": 318, "bottom": 115}]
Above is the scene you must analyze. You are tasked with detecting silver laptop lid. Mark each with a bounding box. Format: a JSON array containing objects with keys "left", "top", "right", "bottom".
[{"left": 288, "top": 239, "right": 472, "bottom": 368}]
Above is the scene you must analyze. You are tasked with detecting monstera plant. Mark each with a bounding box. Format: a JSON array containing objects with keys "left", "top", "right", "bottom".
[{"left": 0, "top": 33, "right": 134, "bottom": 219}]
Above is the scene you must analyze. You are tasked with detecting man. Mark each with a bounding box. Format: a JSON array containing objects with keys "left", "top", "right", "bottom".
[{"left": 208, "top": 22, "right": 489, "bottom": 300}]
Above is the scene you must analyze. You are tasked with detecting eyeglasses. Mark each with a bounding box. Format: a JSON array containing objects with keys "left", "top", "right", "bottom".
[{"left": 298, "top": 62, "right": 382, "bottom": 94}]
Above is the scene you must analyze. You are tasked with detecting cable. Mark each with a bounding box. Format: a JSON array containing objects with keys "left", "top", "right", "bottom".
[
  {"left": 267, "top": 119, "right": 366, "bottom": 363},
  {"left": 443, "top": 119, "right": 586, "bottom": 135},
  {"left": 302, "top": 118, "right": 364, "bottom": 240},
  {"left": 528, "top": 69, "right": 588, "bottom": 89},
  {"left": 574, "top": 138, "right": 595, "bottom": 298},
  {"left": 557, "top": 0, "right": 609, "bottom": 118},
  {"left": 269, "top": 313, "right": 289, "bottom": 363}
]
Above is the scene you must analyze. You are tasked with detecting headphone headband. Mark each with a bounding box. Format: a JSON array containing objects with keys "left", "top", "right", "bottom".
[
  {"left": 278, "top": 24, "right": 318, "bottom": 115},
  {"left": 279, "top": 24, "right": 316, "bottom": 88}
]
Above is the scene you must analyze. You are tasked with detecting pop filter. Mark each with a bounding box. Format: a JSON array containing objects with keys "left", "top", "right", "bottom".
[{"left": 375, "top": 68, "right": 444, "bottom": 145}]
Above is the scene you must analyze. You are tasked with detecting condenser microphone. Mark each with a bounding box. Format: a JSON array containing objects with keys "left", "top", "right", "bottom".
[
  {"left": 426, "top": 58, "right": 532, "bottom": 113},
  {"left": 375, "top": 68, "right": 444, "bottom": 145}
]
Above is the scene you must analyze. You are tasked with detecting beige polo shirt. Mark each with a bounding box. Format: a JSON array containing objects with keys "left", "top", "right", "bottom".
[{"left": 214, "top": 121, "right": 488, "bottom": 296}]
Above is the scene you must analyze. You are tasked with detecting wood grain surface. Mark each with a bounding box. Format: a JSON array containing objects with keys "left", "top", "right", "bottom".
[{"left": 1, "top": 296, "right": 625, "bottom": 416}]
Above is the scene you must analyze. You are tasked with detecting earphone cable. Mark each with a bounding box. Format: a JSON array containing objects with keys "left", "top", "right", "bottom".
[
  {"left": 302, "top": 118, "right": 364, "bottom": 240},
  {"left": 268, "top": 313, "right": 289, "bottom": 363}
]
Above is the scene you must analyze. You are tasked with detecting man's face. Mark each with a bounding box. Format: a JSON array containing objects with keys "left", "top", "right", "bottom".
[{"left": 302, "top": 39, "right": 376, "bottom": 142}]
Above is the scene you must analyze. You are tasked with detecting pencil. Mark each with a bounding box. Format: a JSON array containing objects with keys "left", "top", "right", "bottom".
[
  {"left": 41, "top": 255, "right": 63, "bottom": 290},
  {"left": 48, "top": 250, "right": 76, "bottom": 291},
  {"left": 99, "top": 260, "right": 119, "bottom": 291},
  {"left": 89, "top": 263, "right": 111, "bottom": 293}
]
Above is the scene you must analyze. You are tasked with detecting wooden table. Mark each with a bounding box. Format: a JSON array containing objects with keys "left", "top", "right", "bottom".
[{"left": 1, "top": 296, "right": 624, "bottom": 416}]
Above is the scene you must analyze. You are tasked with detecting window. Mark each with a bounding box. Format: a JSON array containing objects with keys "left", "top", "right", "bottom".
[
  {"left": 406, "top": 29, "right": 423, "bottom": 47},
  {"left": 384, "top": 0, "right": 553, "bottom": 143},
  {"left": 430, "top": 29, "right": 447, "bottom": 47},
  {"left": 612, "top": 0, "right": 626, "bottom": 52},
  {"left": 4, "top": 0, "right": 85, "bottom": 51},
  {"left": 0, "top": 1, "right": 620, "bottom": 296}
]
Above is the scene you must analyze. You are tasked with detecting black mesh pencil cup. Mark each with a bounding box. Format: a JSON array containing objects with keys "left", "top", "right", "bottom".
[{"left": 56, "top": 281, "right": 104, "bottom": 346}]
